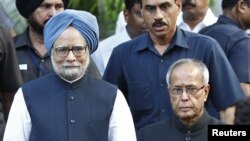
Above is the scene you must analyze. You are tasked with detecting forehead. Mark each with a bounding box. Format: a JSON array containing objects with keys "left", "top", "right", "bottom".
[
  {"left": 131, "top": 3, "right": 141, "bottom": 11},
  {"left": 54, "top": 27, "right": 86, "bottom": 45},
  {"left": 171, "top": 63, "right": 202, "bottom": 83},
  {"left": 142, "top": 0, "right": 175, "bottom": 5},
  {"left": 42, "top": 0, "right": 64, "bottom": 4}
]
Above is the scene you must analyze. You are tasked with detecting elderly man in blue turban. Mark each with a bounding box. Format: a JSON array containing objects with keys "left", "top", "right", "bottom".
[
  {"left": 3, "top": 9, "right": 137, "bottom": 141},
  {"left": 14, "top": 0, "right": 101, "bottom": 84}
]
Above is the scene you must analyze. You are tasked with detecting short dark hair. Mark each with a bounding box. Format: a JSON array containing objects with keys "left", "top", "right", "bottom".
[
  {"left": 125, "top": 0, "right": 141, "bottom": 11},
  {"left": 222, "top": 0, "right": 250, "bottom": 9}
]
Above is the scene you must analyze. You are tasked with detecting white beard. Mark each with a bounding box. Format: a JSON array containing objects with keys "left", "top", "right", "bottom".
[{"left": 51, "top": 55, "right": 89, "bottom": 81}]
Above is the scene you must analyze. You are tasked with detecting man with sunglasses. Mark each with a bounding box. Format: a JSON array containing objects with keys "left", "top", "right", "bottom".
[
  {"left": 3, "top": 10, "right": 136, "bottom": 141},
  {"left": 137, "top": 58, "right": 223, "bottom": 141}
]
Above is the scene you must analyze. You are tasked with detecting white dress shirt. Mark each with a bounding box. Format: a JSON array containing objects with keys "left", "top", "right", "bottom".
[
  {"left": 91, "top": 27, "right": 131, "bottom": 76},
  {"left": 115, "top": 11, "right": 126, "bottom": 34},
  {"left": 3, "top": 88, "right": 137, "bottom": 141},
  {"left": 176, "top": 8, "right": 218, "bottom": 33}
]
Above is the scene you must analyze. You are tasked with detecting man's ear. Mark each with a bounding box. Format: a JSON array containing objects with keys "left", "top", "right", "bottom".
[
  {"left": 124, "top": 9, "right": 130, "bottom": 23},
  {"left": 237, "top": 0, "right": 248, "bottom": 14},
  {"left": 204, "top": 85, "right": 210, "bottom": 102},
  {"left": 175, "top": 0, "right": 182, "bottom": 14}
]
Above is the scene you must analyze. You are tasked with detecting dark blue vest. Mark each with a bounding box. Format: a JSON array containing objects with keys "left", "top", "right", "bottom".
[{"left": 22, "top": 73, "right": 117, "bottom": 141}]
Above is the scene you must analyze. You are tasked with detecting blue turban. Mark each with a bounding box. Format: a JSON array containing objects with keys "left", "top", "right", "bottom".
[{"left": 44, "top": 9, "right": 99, "bottom": 55}]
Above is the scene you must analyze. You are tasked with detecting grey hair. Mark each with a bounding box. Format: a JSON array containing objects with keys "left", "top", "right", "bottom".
[{"left": 166, "top": 58, "right": 209, "bottom": 86}]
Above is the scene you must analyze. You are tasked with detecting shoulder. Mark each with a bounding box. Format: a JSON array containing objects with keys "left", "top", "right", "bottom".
[
  {"left": 13, "top": 29, "right": 30, "bottom": 49},
  {"left": 84, "top": 74, "right": 118, "bottom": 93},
  {"left": 138, "top": 119, "right": 173, "bottom": 141},
  {"left": 200, "top": 21, "right": 244, "bottom": 37},
  {"left": 98, "top": 32, "right": 131, "bottom": 53},
  {"left": 0, "top": 24, "right": 12, "bottom": 45},
  {"left": 87, "top": 74, "right": 117, "bottom": 89},
  {"left": 112, "top": 33, "right": 148, "bottom": 53},
  {"left": 139, "top": 119, "right": 171, "bottom": 133},
  {"left": 179, "top": 29, "right": 219, "bottom": 47}
]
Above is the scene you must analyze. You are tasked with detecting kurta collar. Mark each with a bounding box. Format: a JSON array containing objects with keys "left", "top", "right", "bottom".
[
  {"left": 54, "top": 73, "right": 90, "bottom": 90},
  {"left": 173, "top": 109, "right": 211, "bottom": 133}
]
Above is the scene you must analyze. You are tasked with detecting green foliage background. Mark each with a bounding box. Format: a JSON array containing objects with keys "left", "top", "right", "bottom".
[{"left": 68, "top": 0, "right": 124, "bottom": 40}]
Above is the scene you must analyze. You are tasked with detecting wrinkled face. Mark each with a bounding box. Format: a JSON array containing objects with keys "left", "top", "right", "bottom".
[
  {"left": 124, "top": 3, "right": 147, "bottom": 38},
  {"left": 180, "top": 0, "right": 210, "bottom": 17},
  {"left": 168, "top": 63, "right": 209, "bottom": 124},
  {"left": 28, "top": 0, "right": 64, "bottom": 35},
  {"left": 141, "top": 0, "right": 181, "bottom": 38},
  {"left": 51, "top": 27, "right": 90, "bottom": 81}
]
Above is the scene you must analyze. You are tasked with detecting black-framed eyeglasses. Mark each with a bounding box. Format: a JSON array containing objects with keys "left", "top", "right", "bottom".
[
  {"left": 54, "top": 46, "right": 87, "bottom": 58},
  {"left": 168, "top": 85, "right": 205, "bottom": 96}
]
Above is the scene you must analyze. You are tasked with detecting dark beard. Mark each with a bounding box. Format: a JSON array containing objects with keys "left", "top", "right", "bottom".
[{"left": 27, "top": 16, "right": 45, "bottom": 35}]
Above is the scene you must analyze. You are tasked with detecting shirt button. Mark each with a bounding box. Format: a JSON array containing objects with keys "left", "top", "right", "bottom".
[
  {"left": 185, "top": 136, "right": 191, "bottom": 141},
  {"left": 69, "top": 96, "right": 75, "bottom": 100},
  {"left": 70, "top": 119, "right": 75, "bottom": 124}
]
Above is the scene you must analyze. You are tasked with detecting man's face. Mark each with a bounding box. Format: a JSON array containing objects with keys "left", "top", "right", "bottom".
[
  {"left": 239, "top": 3, "right": 250, "bottom": 30},
  {"left": 141, "top": 0, "right": 181, "bottom": 38},
  {"left": 168, "top": 63, "right": 209, "bottom": 124},
  {"left": 180, "top": 0, "right": 210, "bottom": 18},
  {"left": 51, "top": 27, "right": 90, "bottom": 81},
  {"left": 28, "top": 0, "right": 64, "bottom": 35},
  {"left": 124, "top": 3, "right": 147, "bottom": 38}
]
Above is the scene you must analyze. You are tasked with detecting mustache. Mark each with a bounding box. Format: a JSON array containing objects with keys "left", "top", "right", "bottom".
[
  {"left": 152, "top": 20, "right": 167, "bottom": 27},
  {"left": 182, "top": 2, "right": 196, "bottom": 8}
]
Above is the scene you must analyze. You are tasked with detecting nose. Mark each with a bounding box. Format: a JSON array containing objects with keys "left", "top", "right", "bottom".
[
  {"left": 155, "top": 7, "right": 163, "bottom": 20},
  {"left": 180, "top": 88, "right": 189, "bottom": 100},
  {"left": 66, "top": 50, "right": 76, "bottom": 61},
  {"left": 48, "top": 7, "right": 57, "bottom": 17}
]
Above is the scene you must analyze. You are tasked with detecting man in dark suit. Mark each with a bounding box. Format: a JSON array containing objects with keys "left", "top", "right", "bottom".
[{"left": 138, "top": 58, "right": 223, "bottom": 141}]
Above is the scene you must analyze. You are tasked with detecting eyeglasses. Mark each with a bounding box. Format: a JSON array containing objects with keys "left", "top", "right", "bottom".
[
  {"left": 168, "top": 85, "right": 205, "bottom": 96},
  {"left": 54, "top": 46, "right": 87, "bottom": 57}
]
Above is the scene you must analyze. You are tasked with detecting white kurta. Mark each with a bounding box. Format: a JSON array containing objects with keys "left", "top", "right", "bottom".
[
  {"left": 91, "top": 27, "right": 131, "bottom": 76},
  {"left": 176, "top": 8, "right": 218, "bottom": 33}
]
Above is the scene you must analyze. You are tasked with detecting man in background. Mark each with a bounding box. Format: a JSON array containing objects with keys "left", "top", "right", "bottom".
[
  {"left": 200, "top": 0, "right": 250, "bottom": 96},
  {"left": 92, "top": 0, "right": 147, "bottom": 75},
  {"left": 177, "top": 0, "right": 217, "bottom": 32}
]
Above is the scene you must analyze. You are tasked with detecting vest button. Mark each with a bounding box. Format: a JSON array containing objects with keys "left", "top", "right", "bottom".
[
  {"left": 69, "top": 96, "right": 75, "bottom": 100},
  {"left": 70, "top": 119, "right": 75, "bottom": 124},
  {"left": 185, "top": 136, "right": 191, "bottom": 141}
]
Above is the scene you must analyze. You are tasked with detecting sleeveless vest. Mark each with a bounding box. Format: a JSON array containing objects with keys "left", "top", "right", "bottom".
[{"left": 22, "top": 73, "right": 117, "bottom": 141}]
